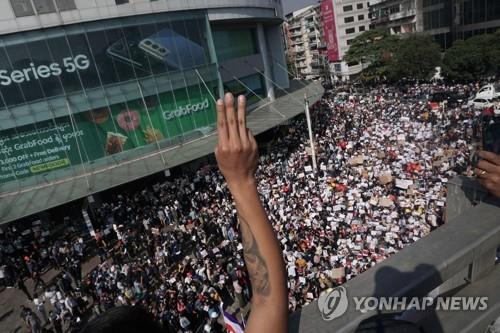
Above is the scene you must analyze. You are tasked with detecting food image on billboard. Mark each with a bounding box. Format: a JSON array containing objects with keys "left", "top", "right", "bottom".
[
  {"left": 105, "top": 132, "right": 128, "bottom": 155},
  {"left": 0, "top": 85, "right": 216, "bottom": 184}
]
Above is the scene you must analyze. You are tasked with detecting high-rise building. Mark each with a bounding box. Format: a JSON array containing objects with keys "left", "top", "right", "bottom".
[
  {"left": 369, "top": 0, "right": 420, "bottom": 34},
  {"left": 320, "top": 0, "right": 371, "bottom": 80},
  {"left": 284, "top": 5, "right": 324, "bottom": 80},
  {"left": 0, "top": 0, "right": 303, "bottom": 223},
  {"left": 369, "top": 0, "right": 500, "bottom": 48},
  {"left": 451, "top": 0, "right": 500, "bottom": 40},
  {"left": 420, "top": 0, "right": 453, "bottom": 48}
]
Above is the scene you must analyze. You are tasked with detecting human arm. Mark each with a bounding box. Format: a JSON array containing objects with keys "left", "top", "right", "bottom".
[{"left": 215, "top": 93, "right": 288, "bottom": 333}]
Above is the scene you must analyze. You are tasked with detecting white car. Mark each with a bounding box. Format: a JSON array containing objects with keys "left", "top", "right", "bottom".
[
  {"left": 475, "top": 84, "right": 500, "bottom": 100},
  {"left": 467, "top": 97, "right": 493, "bottom": 110}
]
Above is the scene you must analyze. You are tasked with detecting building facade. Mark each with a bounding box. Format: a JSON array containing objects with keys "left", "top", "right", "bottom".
[
  {"left": 450, "top": 0, "right": 500, "bottom": 40},
  {"left": 321, "top": 0, "right": 371, "bottom": 80},
  {"left": 369, "top": 0, "right": 500, "bottom": 48},
  {"left": 0, "top": 0, "right": 291, "bottom": 222},
  {"left": 369, "top": 0, "right": 420, "bottom": 34},
  {"left": 285, "top": 5, "right": 324, "bottom": 80},
  {"left": 420, "top": 0, "right": 453, "bottom": 48}
]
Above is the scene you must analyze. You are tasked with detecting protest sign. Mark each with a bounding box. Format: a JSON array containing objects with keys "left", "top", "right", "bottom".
[{"left": 378, "top": 173, "right": 393, "bottom": 185}]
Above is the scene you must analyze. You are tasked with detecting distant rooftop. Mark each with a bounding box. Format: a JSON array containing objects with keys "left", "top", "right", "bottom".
[{"left": 285, "top": 4, "right": 320, "bottom": 20}]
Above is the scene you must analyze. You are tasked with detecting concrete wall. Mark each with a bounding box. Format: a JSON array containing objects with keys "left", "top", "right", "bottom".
[{"left": 289, "top": 180, "right": 500, "bottom": 332}]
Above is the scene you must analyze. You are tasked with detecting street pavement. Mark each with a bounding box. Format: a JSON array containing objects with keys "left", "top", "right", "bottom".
[{"left": 0, "top": 256, "right": 100, "bottom": 333}]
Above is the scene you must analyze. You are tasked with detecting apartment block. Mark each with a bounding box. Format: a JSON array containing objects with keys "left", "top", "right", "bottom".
[{"left": 285, "top": 5, "right": 324, "bottom": 80}]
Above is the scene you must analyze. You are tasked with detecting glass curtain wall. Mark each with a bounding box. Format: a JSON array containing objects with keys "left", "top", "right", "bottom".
[
  {"left": 212, "top": 28, "right": 266, "bottom": 105},
  {"left": 0, "top": 11, "right": 219, "bottom": 188}
]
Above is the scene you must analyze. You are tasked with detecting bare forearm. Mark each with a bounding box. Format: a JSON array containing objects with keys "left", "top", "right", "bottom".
[
  {"left": 229, "top": 180, "right": 288, "bottom": 332},
  {"left": 214, "top": 93, "right": 287, "bottom": 332}
]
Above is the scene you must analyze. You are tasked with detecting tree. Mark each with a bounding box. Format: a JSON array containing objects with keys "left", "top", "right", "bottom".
[
  {"left": 442, "top": 30, "right": 500, "bottom": 82},
  {"left": 343, "top": 28, "right": 399, "bottom": 81},
  {"left": 286, "top": 56, "right": 298, "bottom": 79},
  {"left": 344, "top": 30, "right": 442, "bottom": 82},
  {"left": 388, "top": 34, "right": 442, "bottom": 81}
]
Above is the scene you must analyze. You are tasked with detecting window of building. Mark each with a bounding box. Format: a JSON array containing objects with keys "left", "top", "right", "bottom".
[
  {"left": 224, "top": 74, "right": 264, "bottom": 105},
  {"left": 55, "top": 0, "right": 76, "bottom": 11},
  {"left": 343, "top": 5, "right": 353, "bottom": 12},
  {"left": 10, "top": 0, "right": 35, "bottom": 17},
  {"left": 213, "top": 29, "right": 259, "bottom": 62},
  {"left": 358, "top": 14, "right": 365, "bottom": 20},
  {"left": 0, "top": 11, "right": 218, "bottom": 181},
  {"left": 344, "top": 16, "right": 354, "bottom": 23},
  {"left": 345, "top": 27, "right": 356, "bottom": 34},
  {"left": 357, "top": 3, "right": 363, "bottom": 9},
  {"left": 115, "top": 0, "right": 129, "bottom": 4},
  {"left": 0, "top": 11, "right": 212, "bottom": 108},
  {"left": 346, "top": 39, "right": 354, "bottom": 45},
  {"left": 423, "top": 7, "right": 450, "bottom": 30},
  {"left": 462, "top": 0, "right": 499, "bottom": 25},
  {"left": 33, "top": 0, "right": 56, "bottom": 14},
  {"left": 423, "top": 0, "right": 442, "bottom": 8},
  {"left": 392, "top": 5, "right": 401, "bottom": 14},
  {"left": 486, "top": 0, "right": 500, "bottom": 21},
  {"left": 359, "top": 25, "right": 366, "bottom": 32}
]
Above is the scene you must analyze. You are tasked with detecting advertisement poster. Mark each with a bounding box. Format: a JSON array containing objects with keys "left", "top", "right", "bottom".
[
  {"left": 321, "top": 0, "right": 340, "bottom": 62},
  {"left": 0, "top": 14, "right": 210, "bottom": 109},
  {"left": 0, "top": 85, "right": 216, "bottom": 184}
]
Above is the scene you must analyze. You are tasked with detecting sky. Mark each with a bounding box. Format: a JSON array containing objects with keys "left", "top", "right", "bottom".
[{"left": 282, "top": 0, "right": 319, "bottom": 15}]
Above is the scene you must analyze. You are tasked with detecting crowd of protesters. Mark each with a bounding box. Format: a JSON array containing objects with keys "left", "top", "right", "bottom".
[{"left": 1, "top": 82, "right": 487, "bottom": 332}]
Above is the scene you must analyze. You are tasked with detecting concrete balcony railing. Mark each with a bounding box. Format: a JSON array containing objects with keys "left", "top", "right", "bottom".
[
  {"left": 389, "top": 8, "right": 417, "bottom": 21},
  {"left": 291, "top": 39, "right": 305, "bottom": 45},
  {"left": 290, "top": 177, "right": 500, "bottom": 333}
]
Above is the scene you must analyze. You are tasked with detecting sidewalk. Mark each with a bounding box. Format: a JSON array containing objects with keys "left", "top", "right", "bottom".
[{"left": 0, "top": 256, "right": 100, "bottom": 333}]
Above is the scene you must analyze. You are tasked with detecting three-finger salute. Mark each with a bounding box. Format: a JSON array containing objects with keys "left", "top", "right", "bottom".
[{"left": 215, "top": 93, "right": 258, "bottom": 190}]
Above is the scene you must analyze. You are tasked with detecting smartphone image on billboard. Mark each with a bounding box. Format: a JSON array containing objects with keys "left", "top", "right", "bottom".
[
  {"left": 106, "top": 38, "right": 149, "bottom": 71},
  {"left": 138, "top": 39, "right": 170, "bottom": 62},
  {"left": 138, "top": 28, "right": 206, "bottom": 70}
]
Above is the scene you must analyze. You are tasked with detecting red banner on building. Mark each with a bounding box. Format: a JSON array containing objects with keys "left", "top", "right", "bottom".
[{"left": 321, "top": 0, "right": 339, "bottom": 62}]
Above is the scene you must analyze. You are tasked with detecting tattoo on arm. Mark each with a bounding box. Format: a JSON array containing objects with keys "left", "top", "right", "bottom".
[{"left": 239, "top": 216, "right": 270, "bottom": 296}]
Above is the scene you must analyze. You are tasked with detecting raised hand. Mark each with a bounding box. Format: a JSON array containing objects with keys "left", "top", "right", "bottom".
[{"left": 215, "top": 93, "right": 258, "bottom": 189}]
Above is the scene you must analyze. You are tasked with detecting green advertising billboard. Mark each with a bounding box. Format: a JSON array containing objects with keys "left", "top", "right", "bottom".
[{"left": 0, "top": 85, "right": 216, "bottom": 184}]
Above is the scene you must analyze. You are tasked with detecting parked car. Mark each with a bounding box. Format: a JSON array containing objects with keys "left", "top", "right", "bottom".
[
  {"left": 467, "top": 97, "right": 493, "bottom": 110},
  {"left": 474, "top": 83, "right": 500, "bottom": 100}
]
